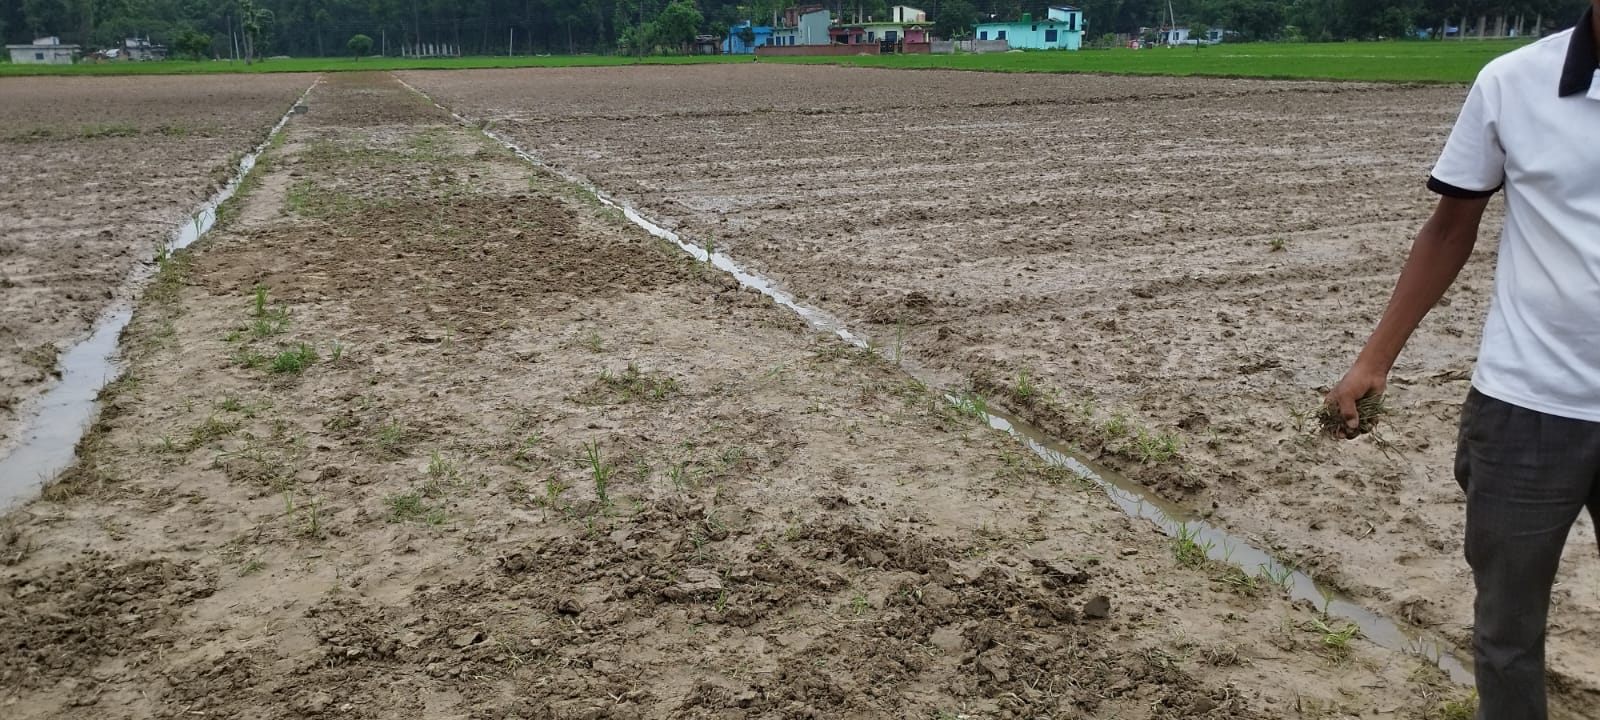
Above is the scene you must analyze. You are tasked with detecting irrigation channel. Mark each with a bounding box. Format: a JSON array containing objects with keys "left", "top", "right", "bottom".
[
  {"left": 0, "top": 81, "right": 318, "bottom": 511},
  {"left": 396, "top": 77, "right": 1478, "bottom": 686}
]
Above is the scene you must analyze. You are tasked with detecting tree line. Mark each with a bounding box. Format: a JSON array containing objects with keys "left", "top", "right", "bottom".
[{"left": 0, "top": 0, "right": 1586, "bottom": 58}]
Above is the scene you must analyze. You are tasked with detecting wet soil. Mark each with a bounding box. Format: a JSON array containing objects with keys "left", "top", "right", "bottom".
[
  {"left": 2, "top": 72, "right": 1474, "bottom": 718},
  {"left": 400, "top": 64, "right": 1600, "bottom": 705},
  {"left": 0, "top": 74, "right": 313, "bottom": 452}
]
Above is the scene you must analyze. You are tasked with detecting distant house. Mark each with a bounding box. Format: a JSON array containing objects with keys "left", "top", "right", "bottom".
[
  {"left": 6, "top": 36, "right": 80, "bottom": 64},
  {"left": 829, "top": 5, "right": 933, "bottom": 46},
  {"left": 974, "top": 6, "right": 1085, "bottom": 50},
  {"left": 123, "top": 36, "right": 168, "bottom": 61},
  {"left": 772, "top": 7, "right": 832, "bottom": 46},
  {"left": 723, "top": 21, "right": 773, "bottom": 53}
]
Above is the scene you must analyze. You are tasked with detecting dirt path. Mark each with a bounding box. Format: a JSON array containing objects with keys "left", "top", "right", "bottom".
[
  {"left": 0, "top": 72, "right": 1481, "bottom": 719},
  {"left": 399, "top": 64, "right": 1600, "bottom": 701},
  {"left": 0, "top": 74, "right": 313, "bottom": 453}
]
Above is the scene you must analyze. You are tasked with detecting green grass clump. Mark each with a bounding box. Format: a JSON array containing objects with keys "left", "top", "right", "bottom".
[{"left": 269, "top": 343, "right": 319, "bottom": 374}]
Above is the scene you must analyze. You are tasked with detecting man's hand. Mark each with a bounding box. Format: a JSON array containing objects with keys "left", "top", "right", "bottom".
[{"left": 1326, "top": 363, "right": 1388, "bottom": 439}]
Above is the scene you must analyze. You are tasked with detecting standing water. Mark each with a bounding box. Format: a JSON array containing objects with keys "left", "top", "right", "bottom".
[
  {"left": 401, "top": 78, "right": 1473, "bottom": 684},
  {"left": 0, "top": 83, "right": 315, "bottom": 511}
]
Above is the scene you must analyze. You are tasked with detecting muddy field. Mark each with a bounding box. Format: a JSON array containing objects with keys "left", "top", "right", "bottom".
[
  {"left": 0, "top": 74, "right": 312, "bottom": 452},
  {"left": 0, "top": 71, "right": 1501, "bottom": 718},
  {"left": 398, "top": 64, "right": 1600, "bottom": 702}
]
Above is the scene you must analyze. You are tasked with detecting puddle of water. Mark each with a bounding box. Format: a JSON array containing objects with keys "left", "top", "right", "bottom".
[
  {"left": 398, "top": 77, "right": 1474, "bottom": 686},
  {"left": 0, "top": 82, "right": 316, "bottom": 512}
]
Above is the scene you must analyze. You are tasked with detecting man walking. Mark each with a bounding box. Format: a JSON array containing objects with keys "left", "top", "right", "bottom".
[{"left": 1328, "top": 6, "right": 1600, "bottom": 719}]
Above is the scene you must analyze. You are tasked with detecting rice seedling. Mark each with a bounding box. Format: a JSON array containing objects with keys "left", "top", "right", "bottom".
[
  {"left": 1270, "top": 237, "right": 1287, "bottom": 252},
  {"left": 387, "top": 492, "right": 426, "bottom": 522},
  {"left": 371, "top": 419, "right": 407, "bottom": 456},
  {"left": 187, "top": 414, "right": 241, "bottom": 449},
  {"left": 1135, "top": 429, "right": 1182, "bottom": 463},
  {"left": 1258, "top": 562, "right": 1295, "bottom": 593},
  {"left": 299, "top": 496, "right": 324, "bottom": 539},
  {"left": 269, "top": 343, "right": 318, "bottom": 374},
  {"left": 583, "top": 331, "right": 604, "bottom": 353},
  {"left": 330, "top": 341, "right": 345, "bottom": 362},
  {"left": 1220, "top": 565, "right": 1262, "bottom": 595},
  {"left": 953, "top": 389, "right": 990, "bottom": 420},
  {"left": 1015, "top": 369, "right": 1036, "bottom": 400},
  {"left": 713, "top": 589, "right": 729, "bottom": 613},
  {"left": 851, "top": 593, "right": 870, "bottom": 616},
  {"left": 1318, "top": 393, "right": 1388, "bottom": 437},
  {"left": 595, "top": 363, "right": 678, "bottom": 402},
  {"left": 217, "top": 395, "right": 245, "bottom": 413},
  {"left": 584, "top": 441, "right": 612, "bottom": 507},
  {"left": 252, "top": 285, "right": 270, "bottom": 317},
  {"left": 1308, "top": 617, "right": 1360, "bottom": 662},
  {"left": 238, "top": 558, "right": 266, "bottom": 576},
  {"left": 1171, "top": 522, "right": 1214, "bottom": 568},
  {"left": 1102, "top": 412, "right": 1131, "bottom": 439}
]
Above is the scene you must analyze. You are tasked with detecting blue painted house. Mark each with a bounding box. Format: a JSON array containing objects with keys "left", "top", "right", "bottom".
[
  {"left": 723, "top": 22, "right": 774, "bottom": 53},
  {"left": 974, "top": 6, "right": 1084, "bottom": 50}
]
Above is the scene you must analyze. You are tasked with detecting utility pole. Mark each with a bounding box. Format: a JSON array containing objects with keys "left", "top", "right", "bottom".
[
  {"left": 382, "top": 28, "right": 387, "bottom": 57},
  {"left": 509, "top": 27, "right": 514, "bottom": 56}
]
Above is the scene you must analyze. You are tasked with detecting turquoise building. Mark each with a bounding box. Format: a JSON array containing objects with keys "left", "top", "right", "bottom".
[{"left": 974, "top": 6, "right": 1084, "bottom": 50}]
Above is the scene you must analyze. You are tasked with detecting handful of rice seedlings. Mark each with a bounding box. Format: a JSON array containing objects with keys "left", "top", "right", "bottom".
[{"left": 1319, "top": 393, "right": 1388, "bottom": 437}]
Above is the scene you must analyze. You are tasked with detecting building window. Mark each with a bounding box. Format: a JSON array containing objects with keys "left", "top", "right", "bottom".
[
  {"left": 35, "top": 52, "right": 45, "bottom": 60},
  {"left": 997, "top": 30, "right": 1007, "bottom": 39},
  {"left": 979, "top": 30, "right": 988, "bottom": 40},
  {"left": 868, "top": 31, "right": 875, "bottom": 41},
  {"left": 1045, "top": 28, "right": 1058, "bottom": 42},
  {"left": 1031, "top": 24, "right": 1037, "bottom": 31},
  {"left": 1069, "top": 14, "right": 1077, "bottom": 30},
  {"left": 886, "top": 30, "right": 897, "bottom": 42}
]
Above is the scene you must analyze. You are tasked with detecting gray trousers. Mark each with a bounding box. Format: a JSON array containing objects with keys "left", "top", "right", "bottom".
[{"left": 1455, "top": 388, "right": 1600, "bottom": 720}]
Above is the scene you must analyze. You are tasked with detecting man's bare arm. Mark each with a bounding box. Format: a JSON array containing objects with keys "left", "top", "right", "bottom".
[{"left": 1327, "top": 195, "right": 1492, "bottom": 435}]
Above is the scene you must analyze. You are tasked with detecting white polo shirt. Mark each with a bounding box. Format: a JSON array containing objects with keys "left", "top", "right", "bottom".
[{"left": 1430, "top": 17, "right": 1600, "bottom": 422}]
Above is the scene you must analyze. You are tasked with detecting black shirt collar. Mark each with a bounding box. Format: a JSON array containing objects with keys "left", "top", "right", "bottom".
[{"left": 1560, "top": 6, "right": 1598, "bottom": 97}]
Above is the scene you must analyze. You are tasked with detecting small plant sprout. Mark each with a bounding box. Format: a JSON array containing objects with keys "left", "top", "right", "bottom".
[
  {"left": 584, "top": 441, "right": 612, "bottom": 507},
  {"left": 252, "top": 285, "right": 270, "bottom": 317},
  {"left": 713, "top": 589, "right": 729, "bottom": 613},
  {"left": 851, "top": 592, "right": 870, "bottom": 616},
  {"left": 387, "top": 492, "right": 426, "bottom": 522},
  {"left": 269, "top": 343, "right": 318, "bottom": 374},
  {"left": 1270, "top": 237, "right": 1287, "bottom": 252},
  {"left": 374, "top": 419, "right": 406, "bottom": 455},
  {"left": 1135, "top": 429, "right": 1182, "bottom": 463},
  {"left": 1171, "top": 522, "right": 1214, "bottom": 568},
  {"left": 300, "top": 495, "right": 324, "bottom": 538},
  {"left": 1309, "top": 617, "right": 1360, "bottom": 662},
  {"left": 954, "top": 389, "right": 989, "bottom": 420},
  {"left": 330, "top": 340, "right": 345, "bottom": 362},
  {"left": 702, "top": 236, "right": 717, "bottom": 262},
  {"left": 1015, "top": 369, "right": 1036, "bottom": 400},
  {"left": 1258, "top": 562, "right": 1295, "bottom": 593}
]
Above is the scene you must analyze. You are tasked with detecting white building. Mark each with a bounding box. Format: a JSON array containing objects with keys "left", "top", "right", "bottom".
[
  {"left": 772, "top": 8, "right": 832, "bottom": 46},
  {"left": 6, "top": 36, "right": 80, "bottom": 65}
]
